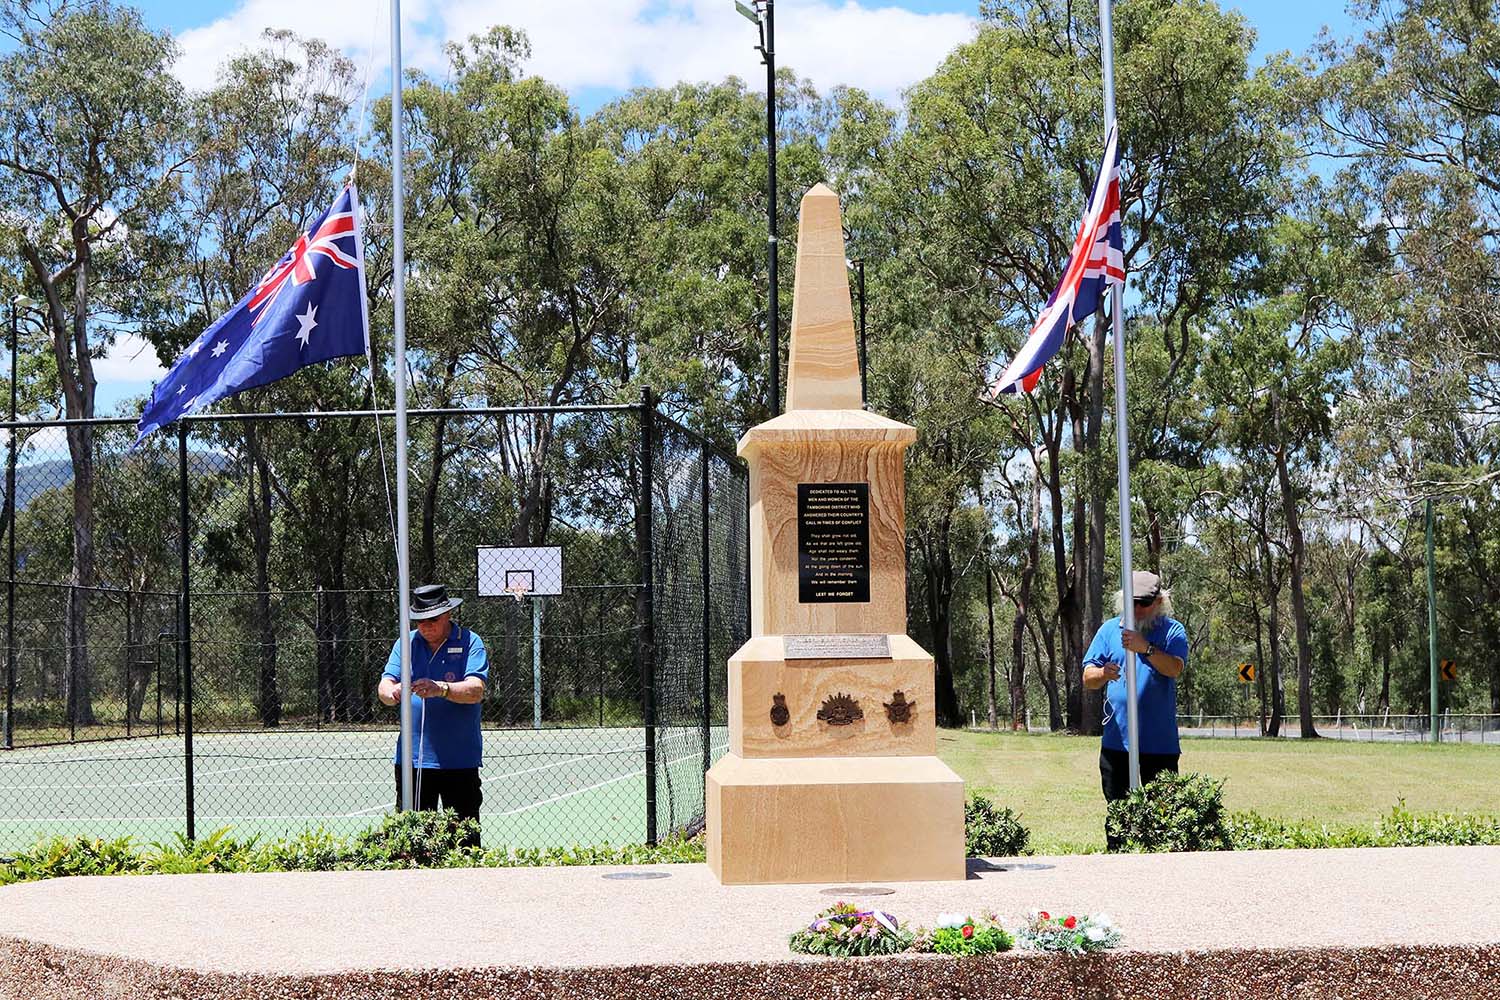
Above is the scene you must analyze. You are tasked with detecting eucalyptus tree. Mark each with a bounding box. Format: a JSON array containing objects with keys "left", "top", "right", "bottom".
[
  {"left": 0, "top": 0, "right": 187, "bottom": 725},
  {"left": 866, "top": 0, "right": 1294, "bottom": 730}
]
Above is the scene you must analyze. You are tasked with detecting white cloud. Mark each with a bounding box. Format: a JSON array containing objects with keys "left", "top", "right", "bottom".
[
  {"left": 173, "top": 0, "right": 975, "bottom": 104},
  {"left": 95, "top": 333, "right": 168, "bottom": 384}
]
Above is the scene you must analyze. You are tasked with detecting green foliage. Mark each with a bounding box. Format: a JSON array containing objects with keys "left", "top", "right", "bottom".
[
  {"left": 1229, "top": 802, "right": 1500, "bottom": 851},
  {"left": 927, "top": 920, "right": 1013, "bottom": 957},
  {"left": 1105, "top": 771, "right": 1233, "bottom": 853},
  {"left": 964, "top": 794, "right": 1032, "bottom": 857},
  {"left": 347, "top": 810, "right": 482, "bottom": 869},
  {"left": 0, "top": 835, "right": 142, "bottom": 885},
  {"left": 248, "top": 827, "right": 348, "bottom": 873},
  {"left": 144, "top": 828, "right": 261, "bottom": 874}
]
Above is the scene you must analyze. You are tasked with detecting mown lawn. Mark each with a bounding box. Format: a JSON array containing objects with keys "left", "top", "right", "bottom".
[{"left": 938, "top": 729, "right": 1500, "bottom": 854}]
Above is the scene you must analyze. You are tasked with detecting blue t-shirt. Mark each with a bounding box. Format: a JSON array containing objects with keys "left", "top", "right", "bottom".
[
  {"left": 382, "top": 625, "right": 489, "bottom": 769},
  {"left": 1084, "top": 615, "right": 1188, "bottom": 755}
]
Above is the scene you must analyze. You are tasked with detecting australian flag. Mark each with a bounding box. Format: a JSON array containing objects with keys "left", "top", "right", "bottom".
[
  {"left": 985, "top": 126, "right": 1124, "bottom": 397},
  {"left": 135, "top": 183, "right": 370, "bottom": 444}
]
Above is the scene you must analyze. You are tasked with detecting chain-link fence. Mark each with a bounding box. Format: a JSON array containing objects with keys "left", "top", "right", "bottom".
[{"left": 0, "top": 398, "right": 747, "bottom": 851}]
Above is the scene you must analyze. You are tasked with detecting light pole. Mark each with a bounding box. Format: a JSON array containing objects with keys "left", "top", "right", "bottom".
[
  {"left": 735, "top": 1, "right": 778, "bottom": 416},
  {"left": 4, "top": 294, "right": 37, "bottom": 750}
]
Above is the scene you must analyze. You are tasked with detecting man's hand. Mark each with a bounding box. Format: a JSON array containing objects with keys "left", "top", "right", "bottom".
[
  {"left": 1121, "top": 629, "right": 1151, "bottom": 655},
  {"left": 1082, "top": 662, "right": 1121, "bottom": 690},
  {"left": 378, "top": 677, "right": 400, "bottom": 706},
  {"left": 411, "top": 678, "right": 445, "bottom": 699}
]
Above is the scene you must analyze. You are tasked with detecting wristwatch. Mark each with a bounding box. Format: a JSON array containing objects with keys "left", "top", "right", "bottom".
[
  {"left": 1143, "top": 642, "right": 1156, "bottom": 658},
  {"left": 440, "top": 681, "right": 451, "bottom": 698}
]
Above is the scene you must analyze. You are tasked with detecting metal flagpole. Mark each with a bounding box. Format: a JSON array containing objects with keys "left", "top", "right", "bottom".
[
  {"left": 391, "top": 0, "right": 415, "bottom": 811},
  {"left": 1098, "top": 0, "right": 1140, "bottom": 790}
]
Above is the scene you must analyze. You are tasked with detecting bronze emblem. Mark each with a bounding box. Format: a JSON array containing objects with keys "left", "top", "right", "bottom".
[
  {"left": 884, "top": 690, "right": 916, "bottom": 724},
  {"left": 770, "top": 693, "right": 790, "bottom": 727},
  {"left": 816, "top": 692, "right": 864, "bottom": 726}
]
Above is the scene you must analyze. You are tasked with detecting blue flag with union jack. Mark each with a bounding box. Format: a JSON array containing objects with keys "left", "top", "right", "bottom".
[
  {"left": 986, "top": 126, "right": 1124, "bottom": 397},
  {"left": 135, "top": 183, "right": 369, "bottom": 444}
]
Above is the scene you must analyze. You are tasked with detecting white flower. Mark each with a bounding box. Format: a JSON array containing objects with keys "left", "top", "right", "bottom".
[
  {"left": 936, "top": 912, "right": 968, "bottom": 929},
  {"left": 1085, "top": 926, "right": 1107, "bottom": 942},
  {"left": 1095, "top": 913, "right": 1114, "bottom": 928}
]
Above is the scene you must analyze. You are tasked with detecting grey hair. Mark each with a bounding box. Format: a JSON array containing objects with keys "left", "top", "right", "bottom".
[{"left": 1114, "top": 589, "right": 1172, "bottom": 618}]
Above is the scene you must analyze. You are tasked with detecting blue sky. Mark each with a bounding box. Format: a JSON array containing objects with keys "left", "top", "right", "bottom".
[{"left": 97, "top": 0, "right": 1358, "bottom": 414}]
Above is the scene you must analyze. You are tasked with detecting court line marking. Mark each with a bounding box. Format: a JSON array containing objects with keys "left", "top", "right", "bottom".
[
  {"left": 493, "top": 741, "right": 729, "bottom": 818},
  {"left": 1, "top": 744, "right": 731, "bottom": 825}
]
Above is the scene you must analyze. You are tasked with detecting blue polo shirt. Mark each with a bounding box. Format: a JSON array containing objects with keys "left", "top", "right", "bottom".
[
  {"left": 382, "top": 625, "right": 488, "bottom": 769},
  {"left": 1084, "top": 615, "right": 1188, "bottom": 755}
]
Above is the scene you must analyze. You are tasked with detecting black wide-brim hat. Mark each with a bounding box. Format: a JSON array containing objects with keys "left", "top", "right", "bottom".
[{"left": 410, "top": 583, "right": 462, "bottom": 621}]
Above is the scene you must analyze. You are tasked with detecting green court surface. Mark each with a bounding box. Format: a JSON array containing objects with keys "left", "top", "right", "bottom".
[{"left": 0, "top": 727, "right": 727, "bottom": 851}]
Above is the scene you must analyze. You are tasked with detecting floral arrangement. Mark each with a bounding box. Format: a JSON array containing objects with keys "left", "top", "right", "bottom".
[
  {"left": 1014, "top": 910, "right": 1123, "bottom": 954},
  {"left": 788, "top": 901, "right": 914, "bottom": 957},
  {"left": 912, "top": 911, "right": 1014, "bottom": 956}
]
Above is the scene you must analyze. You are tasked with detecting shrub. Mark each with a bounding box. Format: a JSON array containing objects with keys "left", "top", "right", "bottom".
[
  {"left": 145, "top": 828, "right": 261, "bottom": 874},
  {"left": 0, "top": 835, "right": 142, "bottom": 885},
  {"left": 348, "top": 809, "right": 481, "bottom": 868},
  {"left": 251, "top": 827, "right": 349, "bottom": 872},
  {"left": 965, "top": 795, "right": 1032, "bottom": 857},
  {"left": 1105, "top": 771, "right": 1231, "bottom": 852},
  {"left": 1228, "top": 802, "right": 1500, "bottom": 851},
  {"left": 914, "top": 913, "right": 1014, "bottom": 956}
]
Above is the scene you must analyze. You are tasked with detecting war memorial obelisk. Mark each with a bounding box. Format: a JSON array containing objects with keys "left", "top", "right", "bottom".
[{"left": 705, "top": 184, "right": 966, "bottom": 885}]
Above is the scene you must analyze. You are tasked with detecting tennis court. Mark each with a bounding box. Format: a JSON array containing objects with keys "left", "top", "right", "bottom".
[{"left": 0, "top": 726, "right": 727, "bottom": 851}]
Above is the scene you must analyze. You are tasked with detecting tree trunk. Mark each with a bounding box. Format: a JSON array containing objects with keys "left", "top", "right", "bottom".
[
  {"left": 984, "top": 560, "right": 998, "bottom": 730},
  {"left": 1261, "top": 537, "right": 1285, "bottom": 737},
  {"left": 419, "top": 411, "right": 450, "bottom": 585},
  {"left": 1271, "top": 391, "right": 1318, "bottom": 739},
  {"left": 921, "top": 529, "right": 963, "bottom": 727},
  {"left": 245, "top": 428, "right": 280, "bottom": 728}
]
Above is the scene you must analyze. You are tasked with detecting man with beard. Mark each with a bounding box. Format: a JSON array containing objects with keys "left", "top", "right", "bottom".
[{"left": 1081, "top": 570, "right": 1188, "bottom": 850}]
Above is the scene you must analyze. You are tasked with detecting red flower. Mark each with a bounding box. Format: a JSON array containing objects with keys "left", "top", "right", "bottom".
[
  {"left": 1064, "top": 916, "right": 1077, "bottom": 929},
  {"left": 962, "top": 925, "right": 974, "bottom": 939},
  {"left": 1038, "top": 911, "right": 1050, "bottom": 921}
]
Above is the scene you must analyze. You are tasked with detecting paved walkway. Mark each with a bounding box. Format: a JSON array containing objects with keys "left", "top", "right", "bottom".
[{"left": 3, "top": 846, "right": 1499, "bottom": 998}]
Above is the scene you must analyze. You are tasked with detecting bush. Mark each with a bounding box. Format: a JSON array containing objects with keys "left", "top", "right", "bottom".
[
  {"left": 0, "top": 835, "right": 142, "bottom": 885},
  {"left": 1105, "top": 771, "right": 1232, "bottom": 853},
  {"left": 146, "top": 829, "right": 261, "bottom": 874},
  {"left": 1228, "top": 802, "right": 1500, "bottom": 851},
  {"left": 965, "top": 794, "right": 1032, "bottom": 857},
  {"left": 348, "top": 809, "right": 481, "bottom": 868}
]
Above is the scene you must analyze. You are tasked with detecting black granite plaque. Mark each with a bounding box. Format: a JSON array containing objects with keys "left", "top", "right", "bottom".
[{"left": 797, "top": 482, "right": 871, "bottom": 604}]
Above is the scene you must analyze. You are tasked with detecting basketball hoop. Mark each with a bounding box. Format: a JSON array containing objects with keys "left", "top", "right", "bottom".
[{"left": 503, "top": 581, "right": 531, "bottom": 603}]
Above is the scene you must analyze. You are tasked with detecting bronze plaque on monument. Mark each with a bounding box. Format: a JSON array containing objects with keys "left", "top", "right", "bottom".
[{"left": 797, "top": 483, "right": 870, "bottom": 603}]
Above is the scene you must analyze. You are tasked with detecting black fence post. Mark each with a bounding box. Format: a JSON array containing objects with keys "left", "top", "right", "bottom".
[
  {"left": 700, "top": 442, "right": 711, "bottom": 787},
  {"left": 4, "top": 299, "right": 15, "bottom": 750},
  {"left": 639, "top": 388, "right": 658, "bottom": 846},
  {"left": 178, "top": 424, "right": 195, "bottom": 841}
]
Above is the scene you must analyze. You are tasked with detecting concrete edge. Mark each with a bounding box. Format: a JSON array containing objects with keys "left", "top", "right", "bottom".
[{"left": 4, "top": 935, "right": 1499, "bottom": 1000}]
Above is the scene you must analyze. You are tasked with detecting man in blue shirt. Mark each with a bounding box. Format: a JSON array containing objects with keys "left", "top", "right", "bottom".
[
  {"left": 1081, "top": 570, "right": 1188, "bottom": 850},
  {"left": 377, "top": 583, "right": 489, "bottom": 846}
]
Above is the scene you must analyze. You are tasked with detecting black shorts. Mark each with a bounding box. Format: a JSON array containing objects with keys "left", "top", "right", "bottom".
[
  {"left": 1099, "top": 748, "right": 1179, "bottom": 851},
  {"left": 1099, "top": 747, "right": 1180, "bottom": 801},
  {"left": 393, "top": 766, "right": 482, "bottom": 846}
]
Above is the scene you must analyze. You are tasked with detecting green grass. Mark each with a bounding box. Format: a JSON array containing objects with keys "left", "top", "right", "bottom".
[{"left": 941, "top": 729, "right": 1500, "bottom": 854}]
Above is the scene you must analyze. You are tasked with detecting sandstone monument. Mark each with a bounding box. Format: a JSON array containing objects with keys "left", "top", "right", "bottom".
[{"left": 705, "top": 183, "right": 966, "bottom": 884}]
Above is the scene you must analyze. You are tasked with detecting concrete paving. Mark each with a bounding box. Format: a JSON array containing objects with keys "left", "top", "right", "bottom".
[{"left": 2, "top": 846, "right": 1499, "bottom": 998}]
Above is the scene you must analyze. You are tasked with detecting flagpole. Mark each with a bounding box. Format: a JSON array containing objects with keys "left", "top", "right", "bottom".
[
  {"left": 1098, "top": 0, "right": 1140, "bottom": 791},
  {"left": 390, "top": 0, "right": 415, "bottom": 811}
]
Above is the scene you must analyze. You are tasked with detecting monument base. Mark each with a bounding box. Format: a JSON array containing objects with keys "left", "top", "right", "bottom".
[{"left": 705, "top": 753, "right": 966, "bottom": 884}]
